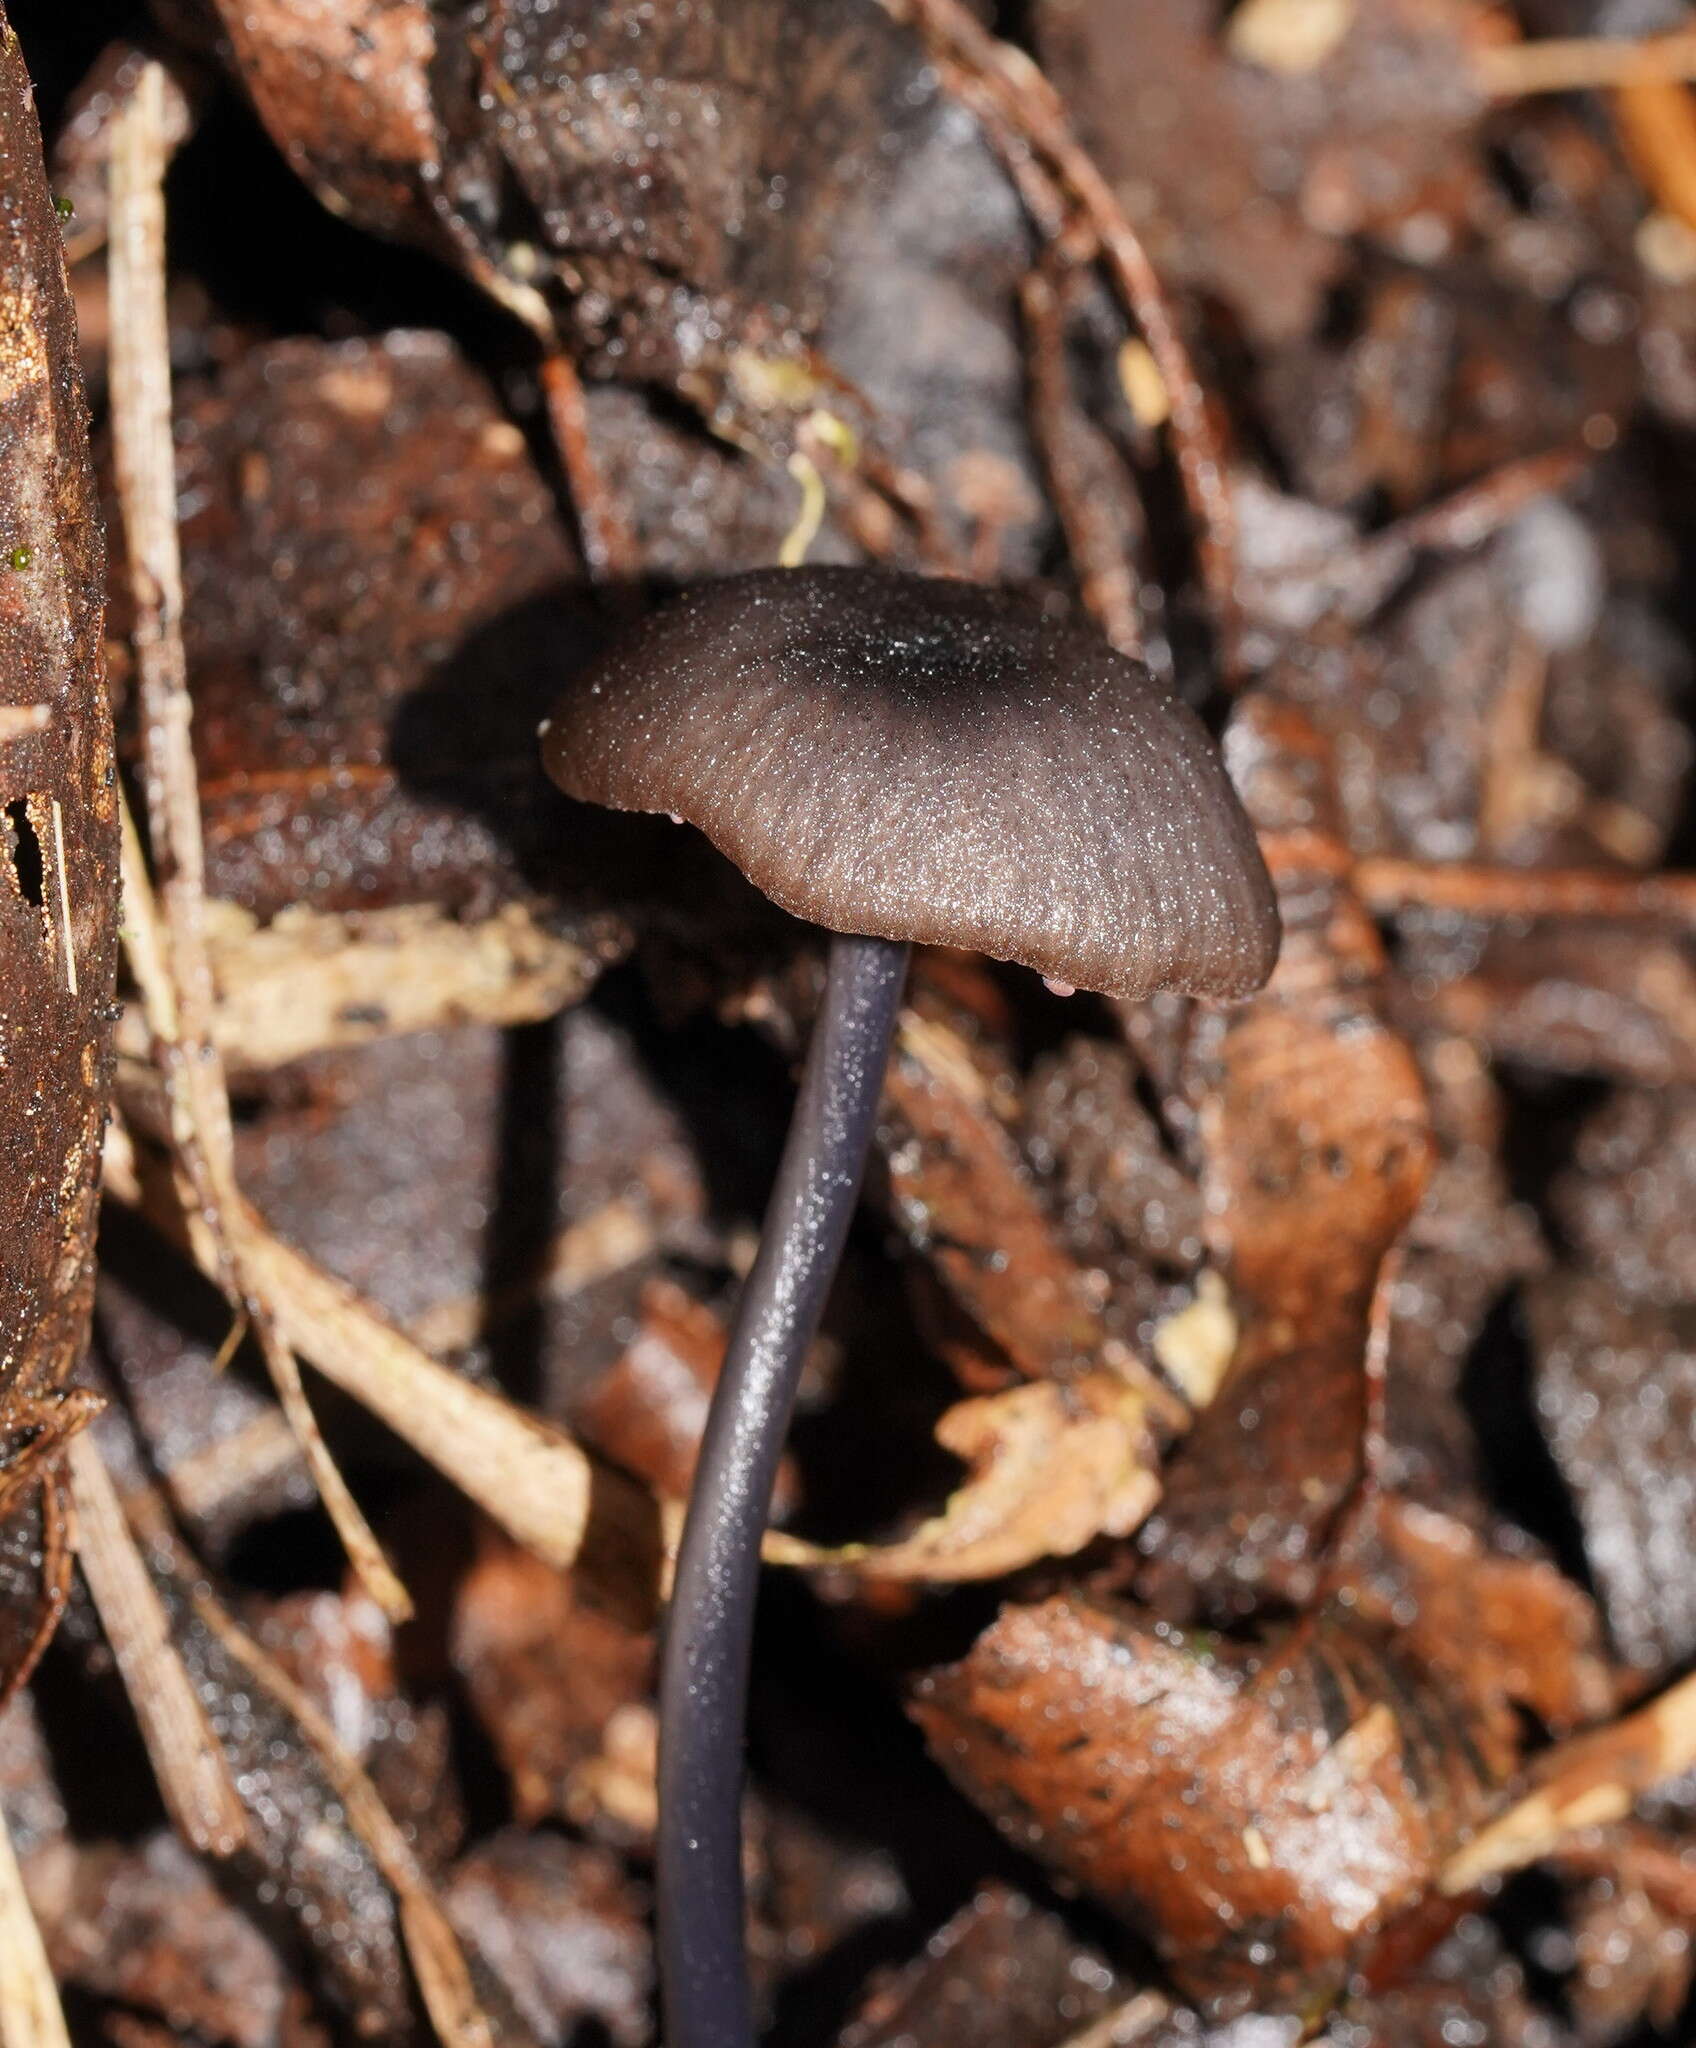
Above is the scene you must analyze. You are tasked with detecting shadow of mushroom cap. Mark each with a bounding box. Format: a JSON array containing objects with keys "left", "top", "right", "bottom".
[{"left": 541, "top": 568, "right": 1280, "bottom": 1001}]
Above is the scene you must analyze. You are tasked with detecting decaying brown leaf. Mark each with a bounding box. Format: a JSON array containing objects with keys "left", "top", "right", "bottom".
[
  {"left": 1346, "top": 1495, "right": 1613, "bottom": 1744},
  {"left": 1563, "top": 1858, "right": 1696, "bottom": 2043},
  {"left": 768, "top": 1370, "right": 1161, "bottom": 1584},
  {"left": 450, "top": 1532, "right": 653, "bottom": 1831},
  {"left": 172, "top": 0, "right": 924, "bottom": 460},
  {"left": 47, "top": 1831, "right": 293, "bottom": 2048},
  {"left": 840, "top": 1884, "right": 1127, "bottom": 2048},
  {"left": 185, "top": 1583, "right": 499, "bottom": 2048},
  {"left": 126, "top": 329, "right": 633, "bottom": 1051},
  {"left": 879, "top": 996, "right": 1114, "bottom": 1383},
  {"left": 914, "top": 1593, "right": 1508, "bottom": 2016},
  {"left": 1036, "top": 0, "right": 1484, "bottom": 348},
  {"left": 1341, "top": 1913, "right": 1565, "bottom": 2048},
  {"left": 220, "top": 1012, "right": 707, "bottom": 1369},
  {"left": 1400, "top": 923, "right": 1696, "bottom": 1087},
  {"left": 1379, "top": 1027, "right": 1546, "bottom": 1512},
  {"left": 1553, "top": 1084, "right": 1696, "bottom": 1308},
  {"left": 443, "top": 1831, "right": 652, "bottom": 2048},
  {"left": 1443, "top": 1661, "right": 1696, "bottom": 1896},
  {"left": 565, "top": 1275, "right": 804, "bottom": 1516},
  {"left": 1526, "top": 1275, "right": 1696, "bottom": 1676},
  {"left": 1139, "top": 700, "right": 1434, "bottom": 1616}
]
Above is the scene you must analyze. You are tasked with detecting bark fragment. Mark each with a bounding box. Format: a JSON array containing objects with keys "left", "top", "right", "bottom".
[{"left": 0, "top": 2, "right": 119, "bottom": 1700}]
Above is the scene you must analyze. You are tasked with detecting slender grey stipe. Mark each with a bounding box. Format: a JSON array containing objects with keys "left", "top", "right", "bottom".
[{"left": 656, "top": 930, "right": 911, "bottom": 2048}]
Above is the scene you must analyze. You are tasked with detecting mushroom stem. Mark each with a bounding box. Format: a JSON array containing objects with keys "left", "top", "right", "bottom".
[{"left": 657, "top": 930, "right": 910, "bottom": 2048}]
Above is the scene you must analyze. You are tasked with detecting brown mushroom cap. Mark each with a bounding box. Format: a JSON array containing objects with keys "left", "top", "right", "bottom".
[{"left": 541, "top": 568, "right": 1279, "bottom": 1000}]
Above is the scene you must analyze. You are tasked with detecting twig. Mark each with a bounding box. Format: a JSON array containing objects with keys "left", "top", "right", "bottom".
[
  {"left": 1477, "top": 632, "right": 1552, "bottom": 857},
  {"left": 102, "top": 1118, "right": 651, "bottom": 1584},
  {"left": 1475, "top": 30, "right": 1696, "bottom": 98},
  {"left": 1019, "top": 262, "right": 1144, "bottom": 655},
  {"left": 885, "top": 0, "right": 1237, "bottom": 659},
  {"left": 1353, "top": 856, "right": 1696, "bottom": 926},
  {"left": 0, "top": 1802, "right": 71, "bottom": 2048},
  {"left": 1257, "top": 827, "right": 1696, "bottom": 931},
  {"left": 424, "top": 222, "right": 643, "bottom": 582},
  {"left": 64, "top": 1432, "right": 246, "bottom": 1858},
  {"left": 1320, "top": 1242, "right": 1406, "bottom": 1594},
  {"left": 539, "top": 353, "right": 638, "bottom": 580},
  {"left": 231, "top": 1214, "right": 614, "bottom": 1575},
  {"left": 181, "top": 1574, "right": 494, "bottom": 2048},
  {"left": 1341, "top": 447, "right": 1589, "bottom": 605},
  {"left": 108, "top": 65, "right": 408, "bottom": 1621},
  {"left": 1238, "top": 449, "right": 1589, "bottom": 630},
  {"left": 117, "top": 798, "right": 408, "bottom": 1616},
  {"left": 1442, "top": 1665, "right": 1696, "bottom": 1893},
  {"left": 971, "top": 125, "right": 1149, "bottom": 620},
  {"left": 1055, "top": 1992, "right": 1173, "bottom": 2048},
  {"left": 857, "top": 445, "right": 965, "bottom": 574}
]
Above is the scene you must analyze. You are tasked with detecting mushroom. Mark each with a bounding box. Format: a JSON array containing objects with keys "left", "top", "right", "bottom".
[{"left": 540, "top": 565, "right": 1280, "bottom": 2048}]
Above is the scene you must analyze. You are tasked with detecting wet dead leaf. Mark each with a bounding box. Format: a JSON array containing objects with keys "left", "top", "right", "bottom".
[
  {"left": 880, "top": 994, "right": 1182, "bottom": 1410},
  {"left": 443, "top": 1831, "right": 652, "bottom": 2048},
  {"left": 49, "top": 1833, "right": 286, "bottom": 2048},
  {"left": 768, "top": 1370, "right": 1161, "bottom": 1583},
  {"left": 1401, "top": 923, "right": 1696, "bottom": 1086},
  {"left": 1565, "top": 1863, "right": 1694, "bottom": 2041},
  {"left": 155, "top": 333, "right": 627, "bottom": 960},
  {"left": 1553, "top": 1084, "right": 1696, "bottom": 1308},
  {"left": 1442, "top": 1661, "right": 1696, "bottom": 1895},
  {"left": 451, "top": 1534, "right": 653, "bottom": 1831},
  {"left": 915, "top": 1594, "right": 1507, "bottom": 2016},
  {"left": 840, "top": 1884, "right": 1126, "bottom": 2048},
  {"left": 182, "top": 1573, "right": 496, "bottom": 2048},
  {"left": 187, "top": 0, "right": 438, "bottom": 246},
  {"left": 1342, "top": 1495, "right": 1614, "bottom": 1741},
  {"left": 566, "top": 1276, "right": 779, "bottom": 1512},
  {"left": 1036, "top": 0, "right": 1482, "bottom": 346},
  {"left": 182, "top": 0, "right": 922, "bottom": 454},
  {"left": 1527, "top": 1274, "right": 1696, "bottom": 1675},
  {"left": 1141, "top": 703, "right": 1433, "bottom": 1616}
]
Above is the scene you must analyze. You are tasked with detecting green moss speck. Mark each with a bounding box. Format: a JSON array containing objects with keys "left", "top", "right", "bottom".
[{"left": 8, "top": 548, "right": 32, "bottom": 570}]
